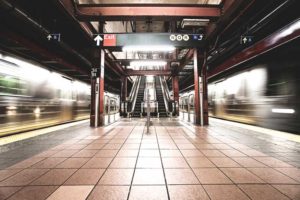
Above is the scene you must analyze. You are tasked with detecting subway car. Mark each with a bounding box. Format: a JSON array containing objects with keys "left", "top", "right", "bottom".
[
  {"left": 180, "top": 61, "right": 300, "bottom": 133},
  {"left": 0, "top": 53, "right": 120, "bottom": 137}
]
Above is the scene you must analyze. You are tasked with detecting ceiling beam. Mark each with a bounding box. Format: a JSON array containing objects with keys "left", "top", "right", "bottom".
[
  {"left": 208, "top": 19, "right": 300, "bottom": 79},
  {"left": 126, "top": 70, "right": 171, "bottom": 76},
  {"left": 76, "top": 5, "right": 221, "bottom": 21}
]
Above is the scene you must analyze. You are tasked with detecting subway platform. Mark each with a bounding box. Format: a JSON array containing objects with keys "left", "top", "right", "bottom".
[{"left": 0, "top": 118, "right": 299, "bottom": 200}]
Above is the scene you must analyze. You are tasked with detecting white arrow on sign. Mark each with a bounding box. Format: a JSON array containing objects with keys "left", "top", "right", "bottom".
[
  {"left": 94, "top": 35, "right": 103, "bottom": 46},
  {"left": 47, "top": 34, "right": 52, "bottom": 41},
  {"left": 243, "top": 37, "right": 247, "bottom": 44}
]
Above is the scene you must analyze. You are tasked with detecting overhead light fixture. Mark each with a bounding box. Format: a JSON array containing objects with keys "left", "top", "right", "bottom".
[
  {"left": 271, "top": 108, "right": 295, "bottom": 114},
  {"left": 130, "top": 60, "right": 167, "bottom": 66},
  {"left": 123, "top": 45, "right": 175, "bottom": 52},
  {"left": 181, "top": 19, "right": 210, "bottom": 28}
]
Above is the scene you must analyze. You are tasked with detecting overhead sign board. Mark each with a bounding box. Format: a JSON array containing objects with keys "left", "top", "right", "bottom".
[{"left": 93, "top": 33, "right": 204, "bottom": 48}]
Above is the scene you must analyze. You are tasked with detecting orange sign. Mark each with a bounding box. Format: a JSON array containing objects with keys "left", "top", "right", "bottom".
[{"left": 103, "top": 34, "right": 116, "bottom": 47}]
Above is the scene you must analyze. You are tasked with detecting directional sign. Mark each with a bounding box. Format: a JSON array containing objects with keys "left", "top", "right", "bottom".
[
  {"left": 47, "top": 33, "right": 61, "bottom": 42},
  {"left": 93, "top": 33, "right": 205, "bottom": 48},
  {"left": 94, "top": 35, "right": 103, "bottom": 46},
  {"left": 240, "top": 36, "right": 254, "bottom": 45}
]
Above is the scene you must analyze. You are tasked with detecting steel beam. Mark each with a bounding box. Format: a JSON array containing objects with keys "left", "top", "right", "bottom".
[
  {"left": 208, "top": 19, "right": 300, "bottom": 79},
  {"left": 126, "top": 70, "right": 171, "bottom": 76},
  {"left": 201, "top": 52, "right": 209, "bottom": 125},
  {"left": 76, "top": 5, "right": 221, "bottom": 21}
]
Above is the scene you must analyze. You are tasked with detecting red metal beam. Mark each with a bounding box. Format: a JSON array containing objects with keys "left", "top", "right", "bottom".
[
  {"left": 126, "top": 70, "right": 171, "bottom": 76},
  {"left": 208, "top": 19, "right": 300, "bottom": 79},
  {"left": 76, "top": 5, "right": 221, "bottom": 21}
]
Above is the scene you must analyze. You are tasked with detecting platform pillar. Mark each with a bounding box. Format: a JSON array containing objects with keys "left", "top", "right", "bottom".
[
  {"left": 201, "top": 52, "right": 209, "bottom": 125},
  {"left": 90, "top": 49, "right": 105, "bottom": 127},
  {"left": 121, "top": 76, "right": 127, "bottom": 116},
  {"left": 172, "top": 75, "right": 179, "bottom": 116},
  {"left": 193, "top": 48, "right": 201, "bottom": 125}
]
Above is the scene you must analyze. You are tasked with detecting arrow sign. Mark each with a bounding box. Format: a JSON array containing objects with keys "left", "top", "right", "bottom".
[
  {"left": 94, "top": 35, "right": 103, "bottom": 46},
  {"left": 243, "top": 37, "right": 247, "bottom": 44},
  {"left": 47, "top": 34, "right": 52, "bottom": 41}
]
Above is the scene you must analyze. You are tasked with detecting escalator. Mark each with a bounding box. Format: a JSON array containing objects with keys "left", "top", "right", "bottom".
[
  {"left": 155, "top": 76, "right": 168, "bottom": 117},
  {"left": 132, "top": 76, "right": 146, "bottom": 117}
]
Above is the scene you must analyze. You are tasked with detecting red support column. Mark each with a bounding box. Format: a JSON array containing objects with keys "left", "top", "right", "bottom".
[
  {"left": 194, "top": 49, "right": 201, "bottom": 125},
  {"left": 90, "top": 49, "right": 105, "bottom": 127},
  {"left": 172, "top": 75, "right": 179, "bottom": 116},
  {"left": 121, "top": 76, "right": 127, "bottom": 102},
  {"left": 201, "top": 52, "right": 209, "bottom": 125}
]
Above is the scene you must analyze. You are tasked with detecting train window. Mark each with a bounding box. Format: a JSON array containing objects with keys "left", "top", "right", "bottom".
[{"left": 0, "top": 75, "right": 27, "bottom": 95}]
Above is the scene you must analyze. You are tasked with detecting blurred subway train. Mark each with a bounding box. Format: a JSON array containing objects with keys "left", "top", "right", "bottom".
[
  {"left": 0, "top": 52, "right": 120, "bottom": 137},
  {"left": 180, "top": 48, "right": 300, "bottom": 133}
]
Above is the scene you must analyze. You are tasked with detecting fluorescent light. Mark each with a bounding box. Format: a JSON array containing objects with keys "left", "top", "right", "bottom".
[
  {"left": 130, "top": 61, "right": 167, "bottom": 66},
  {"left": 123, "top": 45, "right": 175, "bottom": 52},
  {"left": 271, "top": 108, "right": 295, "bottom": 114}
]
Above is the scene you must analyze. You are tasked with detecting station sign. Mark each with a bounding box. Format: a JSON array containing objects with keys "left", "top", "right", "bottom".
[{"left": 93, "top": 33, "right": 204, "bottom": 48}]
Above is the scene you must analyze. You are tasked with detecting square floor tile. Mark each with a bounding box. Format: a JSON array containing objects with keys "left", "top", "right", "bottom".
[
  {"left": 116, "top": 150, "right": 139, "bottom": 157},
  {"left": 162, "top": 157, "right": 189, "bottom": 168},
  {"left": 0, "top": 187, "right": 21, "bottom": 200},
  {"left": 201, "top": 150, "right": 225, "bottom": 157},
  {"left": 221, "top": 150, "right": 246, "bottom": 157},
  {"left": 94, "top": 150, "right": 118, "bottom": 157},
  {"left": 239, "top": 184, "right": 290, "bottom": 200},
  {"left": 46, "top": 185, "right": 93, "bottom": 200},
  {"left": 186, "top": 157, "right": 215, "bottom": 168},
  {"left": 203, "top": 185, "right": 250, "bottom": 200},
  {"left": 87, "top": 186, "right": 129, "bottom": 200},
  {"left": 221, "top": 168, "right": 264, "bottom": 183},
  {"left": 82, "top": 157, "right": 113, "bottom": 168},
  {"left": 55, "top": 158, "right": 89, "bottom": 168},
  {"left": 0, "top": 169, "right": 48, "bottom": 186},
  {"left": 129, "top": 186, "right": 168, "bottom": 200},
  {"left": 181, "top": 150, "right": 204, "bottom": 157},
  {"left": 9, "top": 157, "right": 45, "bottom": 169},
  {"left": 99, "top": 169, "right": 134, "bottom": 185},
  {"left": 72, "top": 150, "right": 98, "bottom": 158},
  {"left": 31, "top": 158, "right": 66, "bottom": 169},
  {"left": 31, "top": 169, "right": 76, "bottom": 185},
  {"left": 0, "top": 169, "right": 23, "bottom": 182},
  {"left": 84, "top": 143, "right": 105, "bottom": 150},
  {"left": 7, "top": 186, "right": 57, "bottom": 200},
  {"left": 168, "top": 185, "right": 210, "bottom": 200},
  {"left": 160, "top": 150, "right": 182, "bottom": 157},
  {"left": 209, "top": 157, "right": 240, "bottom": 167},
  {"left": 137, "top": 158, "right": 162, "bottom": 168},
  {"left": 231, "top": 157, "right": 267, "bottom": 168},
  {"left": 248, "top": 168, "right": 298, "bottom": 184},
  {"left": 139, "top": 150, "right": 160, "bottom": 157},
  {"left": 109, "top": 158, "right": 136, "bottom": 168},
  {"left": 273, "top": 185, "right": 300, "bottom": 200},
  {"left": 165, "top": 169, "right": 199, "bottom": 184},
  {"left": 133, "top": 169, "right": 165, "bottom": 185},
  {"left": 193, "top": 168, "right": 232, "bottom": 184},
  {"left": 253, "top": 157, "right": 294, "bottom": 168},
  {"left": 65, "top": 169, "right": 104, "bottom": 185},
  {"left": 274, "top": 168, "right": 300, "bottom": 182},
  {"left": 51, "top": 150, "right": 79, "bottom": 158}
]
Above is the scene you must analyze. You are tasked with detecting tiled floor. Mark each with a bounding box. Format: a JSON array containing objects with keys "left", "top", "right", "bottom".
[{"left": 0, "top": 118, "right": 299, "bottom": 200}]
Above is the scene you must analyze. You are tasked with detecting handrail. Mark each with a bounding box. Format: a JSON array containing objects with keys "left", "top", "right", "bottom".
[
  {"left": 128, "top": 76, "right": 141, "bottom": 114},
  {"left": 128, "top": 76, "right": 140, "bottom": 103},
  {"left": 159, "top": 76, "right": 170, "bottom": 115}
]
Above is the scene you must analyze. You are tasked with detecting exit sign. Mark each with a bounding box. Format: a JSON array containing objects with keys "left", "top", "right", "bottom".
[{"left": 103, "top": 34, "right": 116, "bottom": 47}]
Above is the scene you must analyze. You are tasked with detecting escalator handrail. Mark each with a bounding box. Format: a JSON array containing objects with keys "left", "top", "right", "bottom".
[
  {"left": 128, "top": 76, "right": 142, "bottom": 113},
  {"left": 159, "top": 76, "right": 171, "bottom": 114}
]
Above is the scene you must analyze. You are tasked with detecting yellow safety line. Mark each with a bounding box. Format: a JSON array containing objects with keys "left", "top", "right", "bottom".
[
  {"left": 0, "top": 119, "right": 89, "bottom": 146},
  {"left": 210, "top": 118, "right": 300, "bottom": 143}
]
